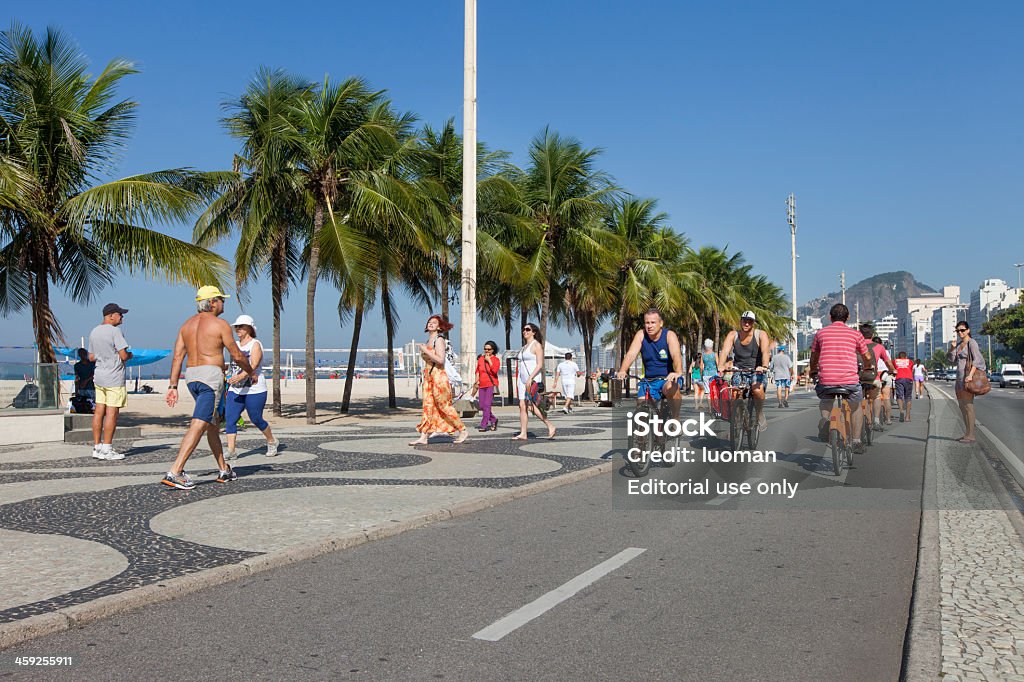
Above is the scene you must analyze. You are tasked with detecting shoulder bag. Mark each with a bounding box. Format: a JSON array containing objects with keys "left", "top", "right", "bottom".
[{"left": 963, "top": 340, "right": 991, "bottom": 396}]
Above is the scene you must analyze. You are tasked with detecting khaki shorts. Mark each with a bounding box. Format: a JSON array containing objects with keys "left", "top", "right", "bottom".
[{"left": 95, "top": 385, "right": 127, "bottom": 408}]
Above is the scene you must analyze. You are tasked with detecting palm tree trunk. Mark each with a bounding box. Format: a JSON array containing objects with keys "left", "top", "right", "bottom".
[
  {"left": 271, "top": 236, "right": 286, "bottom": 416},
  {"left": 340, "top": 299, "right": 364, "bottom": 412},
  {"left": 31, "top": 270, "right": 59, "bottom": 366},
  {"left": 503, "top": 307, "right": 512, "bottom": 354},
  {"left": 581, "top": 318, "right": 595, "bottom": 400},
  {"left": 713, "top": 310, "right": 721, "bottom": 352},
  {"left": 615, "top": 298, "right": 629, "bottom": 366},
  {"left": 305, "top": 202, "right": 323, "bottom": 424},
  {"left": 539, "top": 277, "right": 551, "bottom": 346},
  {"left": 440, "top": 260, "right": 450, "bottom": 321},
  {"left": 382, "top": 276, "right": 397, "bottom": 409}
]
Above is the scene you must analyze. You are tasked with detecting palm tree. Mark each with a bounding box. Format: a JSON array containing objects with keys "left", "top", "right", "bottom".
[
  {"left": 680, "top": 246, "right": 746, "bottom": 351},
  {"left": 291, "top": 76, "right": 401, "bottom": 423},
  {"left": 519, "top": 128, "right": 616, "bottom": 343},
  {"left": 195, "top": 68, "right": 310, "bottom": 416},
  {"left": 0, "top": 23, "right": 228, "bottom": 368},
  {"left": 601, "top": 197, "right": 688, "bottom": 363}
]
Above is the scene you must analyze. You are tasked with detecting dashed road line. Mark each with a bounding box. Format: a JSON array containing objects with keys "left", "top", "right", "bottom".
[{"left": 472, "top": 547, "right": 646, "bottom": 642}]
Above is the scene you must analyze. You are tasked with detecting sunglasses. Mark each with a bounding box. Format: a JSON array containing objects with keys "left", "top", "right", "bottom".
[
  {"left": 956, "top": 328, "right": 967, "bottom": 332},
  {"left": 523, "top": 328, "right": 533, "bottom": 333}
]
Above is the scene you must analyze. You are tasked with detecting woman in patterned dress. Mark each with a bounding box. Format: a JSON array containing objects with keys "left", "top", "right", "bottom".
[{"left": 409, "top": 315, "right": 468, "bottom": 445}]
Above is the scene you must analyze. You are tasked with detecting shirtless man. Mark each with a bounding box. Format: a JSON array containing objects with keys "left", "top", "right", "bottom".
[{"left": 161, "top": 286, "right": 254, "bottom": 490}]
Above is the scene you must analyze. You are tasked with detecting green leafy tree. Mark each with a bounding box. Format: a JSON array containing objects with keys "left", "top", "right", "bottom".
[
  {"left": 0, "top": 24, "right": 228, "bottom": 365},
  {"left": 982, "top": 297, "right": 1024, "bottom": 357}
]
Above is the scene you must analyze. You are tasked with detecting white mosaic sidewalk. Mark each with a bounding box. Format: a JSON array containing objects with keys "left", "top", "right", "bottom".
[{"left": 927, "top": 389, "right": 1024, "bottom": 681}]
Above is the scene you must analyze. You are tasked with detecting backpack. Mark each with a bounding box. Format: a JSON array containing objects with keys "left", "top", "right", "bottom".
[
  {"left": 858, "top": 342, "right": 879, "bottom": 383},
  {"left": 443, "top": 339, "right": 464, "bottom": 391}
]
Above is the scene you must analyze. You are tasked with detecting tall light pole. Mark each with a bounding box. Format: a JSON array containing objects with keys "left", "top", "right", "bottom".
[
  {"left": 1015, "top": 262, "right": 1023, "bottom": 292},
  {"left": 459, "top": 0, "right": 477, "bottom": 385},
  {"left": 840, "top": 270, "right": 846, "bottom": 306},
  {"left": 786, "top": 194, "right": 797, "bottom": 364}
]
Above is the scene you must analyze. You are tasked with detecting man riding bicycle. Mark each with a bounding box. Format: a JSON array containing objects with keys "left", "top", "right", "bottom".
[
  {"left": 615, "top": 308, "right": 683, "bottom": 420},
  {"left": 857, "top": 323, "right": 896, "bottom": 432},
  {"left": 810, "top": 304, "right": 874, "bottom": 454},
  {"left": 718, "top": 310, "right": 771, "bottom": 431}
]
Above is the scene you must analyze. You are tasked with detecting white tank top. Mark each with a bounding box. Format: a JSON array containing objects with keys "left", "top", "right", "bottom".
[
  {"left": 229, "top": 339, "right": 267, "bottom": 395},
  {"left": 517, "top": 343, "right": 538, "bottom": 382}
]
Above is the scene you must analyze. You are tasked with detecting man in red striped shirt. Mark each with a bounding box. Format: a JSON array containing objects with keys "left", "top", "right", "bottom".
[{"left": 809, "top": 303, "right": 874, "bottom": 453}]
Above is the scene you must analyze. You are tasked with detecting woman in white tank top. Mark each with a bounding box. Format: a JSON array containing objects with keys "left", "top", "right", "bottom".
[
  {"left": 225, "top": 316, "right": 279, "bottom": 459},
  {"left": 513, "top": 323, "right": 555, "bottom": 440}
]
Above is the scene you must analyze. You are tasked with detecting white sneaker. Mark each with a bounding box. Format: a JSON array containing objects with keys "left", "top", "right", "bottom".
[
  {"left": 104, "top": 448, "right": 125, "bottom": 461},
  {"left": 91, "top": 446, "right": 108, "bottom": 460},
  {"left": 266, "top": 440, "right": 279, "bottom": 457}
]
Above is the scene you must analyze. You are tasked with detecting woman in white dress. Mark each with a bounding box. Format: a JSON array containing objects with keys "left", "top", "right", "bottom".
[{"left": 513, "top": 323, "right": 556, "bottom": 440}]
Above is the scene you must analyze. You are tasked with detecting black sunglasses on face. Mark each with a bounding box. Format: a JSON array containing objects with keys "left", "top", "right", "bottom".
[{"left": 956, "top": 328, "right": 967, "bottom": 332}]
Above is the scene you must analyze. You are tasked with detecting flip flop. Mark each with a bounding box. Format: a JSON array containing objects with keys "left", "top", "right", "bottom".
[{"left": 511, "top": 435, "right": 528, "bottom": 441}]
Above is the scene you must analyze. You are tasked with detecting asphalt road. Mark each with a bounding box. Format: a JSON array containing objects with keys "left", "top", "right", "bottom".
[
  {"left": 2, "top": 393, "right": 926, "bottom": 681},
  {"left": 931, "top": 380, "right": 1024, "bottom": 490}
]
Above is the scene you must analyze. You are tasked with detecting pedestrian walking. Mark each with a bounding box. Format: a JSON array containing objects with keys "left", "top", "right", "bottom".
[
  {"left": 74, "top": 348, "right": 96, "bottom": 402},
  {"left": 88, "top": 303, "right": 132, "bottom": 460},
  {"left": 556, "top": 352, "right": 580, "bottom": 414},
  {"left": 770, "top": 346, "right": 794, "bottom": 407},
  {"left": 224, "top": 315, "right": 280, "bottom": 459},
  {"left": 913, "top": 358, "right": 927, "bottom": 399},
  {"left": 410, "top": 315, "right": 468, "bottom": 445},
  {"left": 689, "top": 358, "right": 704, "bottom": 409},
  {"left": 513, "top": 323, "right": 556, "bottom": 440},
  {"left": 162, "top": 286, "right": 254, "bottom": 489},
  {"left": 473, "top": 340, "right": 501, "bottom": 431},
  {"left": 949, "top": 321, "right": 986, "bottom": 444},
  {"left": 894, "top": 351, "right": 915, "bottom": 422}
]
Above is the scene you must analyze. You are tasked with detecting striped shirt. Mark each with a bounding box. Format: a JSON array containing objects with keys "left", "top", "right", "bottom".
[{"left": 811, "top": 322, "right": 869, "bottom": 386}]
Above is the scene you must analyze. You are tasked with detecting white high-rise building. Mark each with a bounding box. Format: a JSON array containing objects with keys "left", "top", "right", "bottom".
[
  {"left": 969, "top": 279, "right": 1022, "bottom": 352},
  {"left": 872, "top": 314, "right": 899, "bottom": 346},
  {"left": 930, "top": 305, "right": 969, "bottom": 358},
  {"left": 896, "top": 286, "right": 961, "bottom": 359}
]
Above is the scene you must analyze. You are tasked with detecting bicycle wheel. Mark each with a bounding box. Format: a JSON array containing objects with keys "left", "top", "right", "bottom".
[
  {"left": 626, "top": 403, "right": 652, "bottom": 477},
  {"left": 830, "top": 429, "right": 843, "bottom": 476},
  {"left": 746, "top": 399, "right": 760, "bottom": 450},
  {"left": 862, "top": 413, "right": 872, "bottom": 446},
  {"left": 729, "top": 398, "right": 744, "bottom": 451},
  {"left": 657, "top": 401, "right": 675, "bottom": 467}
]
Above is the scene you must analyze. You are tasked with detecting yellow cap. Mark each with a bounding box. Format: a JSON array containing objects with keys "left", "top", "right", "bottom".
[{"left": 195, "top": 285, "right": 230, "bottom": 302}]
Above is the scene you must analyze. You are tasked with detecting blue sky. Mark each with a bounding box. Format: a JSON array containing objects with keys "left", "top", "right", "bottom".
[{"left": 5, "top": 0, "right": 1024, "bottom": 354}]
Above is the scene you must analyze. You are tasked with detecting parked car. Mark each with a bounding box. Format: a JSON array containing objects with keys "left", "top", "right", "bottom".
[
  {"left": 1000, "top": 365, "right": 1024, "bottom": 388},
  {"left": 944, "top": 368, "right": 957, "bottom": 381},
  {"left": 990, "top": 371, "right": 1004, "bottom": 386},
  {"left": 929, "top": 371, "right": 942, "bottom": 381}
]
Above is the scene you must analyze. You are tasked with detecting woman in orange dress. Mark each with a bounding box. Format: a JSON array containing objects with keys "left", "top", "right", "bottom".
[{"left": 409, "top": 315, "right": 468, "bottom": 445}]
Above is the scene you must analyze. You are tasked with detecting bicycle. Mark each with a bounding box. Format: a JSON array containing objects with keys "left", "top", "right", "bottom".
[
  {"left": 860, "top": 383, "right": 875, "bottom": 447},
  {"left": 821, "top": 386, "right": 856, "bottom": 476},
  {"left": 624, "top": 376, "right": 678, "bottom": 478},
  {"left": 725, "top": 370, "right": 764, "bottom": 451}
]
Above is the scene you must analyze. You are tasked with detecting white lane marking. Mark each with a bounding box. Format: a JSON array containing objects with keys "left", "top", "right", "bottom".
[
  {"left": 976, "top": 423, "right": 1024, "bottom": 489},
  {"left": 706, "top": 477, "right": 763, "bottom": 505},
  {"left": 472, "top": 547, "right": 646, "bottom": 642}
]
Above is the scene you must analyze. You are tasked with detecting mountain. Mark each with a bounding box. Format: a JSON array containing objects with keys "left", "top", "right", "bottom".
[{"left": 797, "top": 271, "right": 936, "bottom": 323}]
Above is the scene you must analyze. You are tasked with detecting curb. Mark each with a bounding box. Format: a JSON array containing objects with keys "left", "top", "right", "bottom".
[{"left": 0, "top": 460, "right": 612, "bottom": 651}]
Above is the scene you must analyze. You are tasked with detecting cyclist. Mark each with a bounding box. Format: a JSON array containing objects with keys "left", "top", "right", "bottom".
[
  {"left": 809, "top": 304, "right": 874, "bottom": 454},
  {"left": 718, "top": 311, "right": 771, "bottom": 431},
  {"left": 874, "top": 336, "right": 896, "bottom": 427},
  {"left": 615, "top": 308, "right": 683, "bottom": 420},
  {"left": 858, "top": 324, "right": 896, "bottom": 432}
]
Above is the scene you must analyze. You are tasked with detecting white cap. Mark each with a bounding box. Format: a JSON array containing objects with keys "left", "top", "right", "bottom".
[
  {"left": 740, "top": 310, "right": 757, "bottom": 321},
  {"left": 232, "top": 314, "right": 256, "bottom": 331},
  {"left": 703, "top": 339, "right": 714, "bottom": 349}
]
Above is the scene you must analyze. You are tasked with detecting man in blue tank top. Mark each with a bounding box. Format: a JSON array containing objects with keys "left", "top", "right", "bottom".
[{"left": 615, "top": 308, "right": 683, "bottom": 418}]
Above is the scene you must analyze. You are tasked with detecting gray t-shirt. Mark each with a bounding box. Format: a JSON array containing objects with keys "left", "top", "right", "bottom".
[
  {"left": 89, "top": 324, "right": 129, "bottom": 388},
  {"left": 769, "top": 352, "right": 793, "bottom": 378}
]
